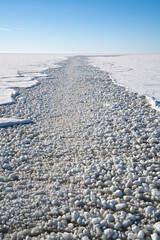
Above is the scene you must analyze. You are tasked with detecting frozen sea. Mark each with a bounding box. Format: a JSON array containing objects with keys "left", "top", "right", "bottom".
[
  {"left": 0, "top": 53, "right": 73, "bottom": 126},
  {"left": 89, "top": 54, "right": 160, "bottom": 109},
  {"left": 0, "top": 53, "right": 73, "bottom": 105},
  {"left": 0, "top": 53, "right": 160, "bottom": 126}
]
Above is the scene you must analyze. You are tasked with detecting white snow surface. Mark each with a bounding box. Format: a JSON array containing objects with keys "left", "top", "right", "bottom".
[
  {"left": 0, "top": 118, "right": 33, "bottom": 127},
  {"left": 89, "top": 54, "right": 160, "bottom": 107},
  {"left": 0, "top": 53, "right": 73, "bottom": 105}
]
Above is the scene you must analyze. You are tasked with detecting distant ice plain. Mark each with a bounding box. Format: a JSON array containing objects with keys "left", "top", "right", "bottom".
[
  {"left": 89, "top": 54, "right": 160, "bottom": 108},
  {"left": 1, "top": 53, "right": 159, "bottom": 106},
  {"left": 0, "top": 53, "right": 160, "bottom": 127}
]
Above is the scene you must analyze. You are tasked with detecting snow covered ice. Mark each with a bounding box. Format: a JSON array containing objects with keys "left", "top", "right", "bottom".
[
  {"left": 89, "top": 54, "right": 160, "bottom": 109},
  {"left": 0, "top": 118, "right": 33, "bottom": 127}
]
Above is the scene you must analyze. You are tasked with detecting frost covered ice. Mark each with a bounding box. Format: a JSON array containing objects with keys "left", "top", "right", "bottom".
[
  {"left": 0, "top": 118, "right": 33, "bottom": 127},
  {"left": 0, "top": 56, "right": 159, "bottom": 239},
  {"left": 89, "top": 54, "right": 160, "bottom": 109}
]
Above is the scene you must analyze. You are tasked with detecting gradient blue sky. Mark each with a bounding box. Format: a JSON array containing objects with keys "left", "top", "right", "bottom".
[{"left": 0, "top": 0, "right": 160, "bottom": 53}]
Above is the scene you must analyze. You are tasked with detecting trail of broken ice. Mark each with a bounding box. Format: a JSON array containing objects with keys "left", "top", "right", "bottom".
[{"left": 0, "top": 56, "right": 159, "bottom": 239}]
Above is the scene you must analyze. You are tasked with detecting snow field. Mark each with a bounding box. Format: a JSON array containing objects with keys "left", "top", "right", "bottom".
[{"left": 89, "top": 54, "right": 160, "bottom": 109}]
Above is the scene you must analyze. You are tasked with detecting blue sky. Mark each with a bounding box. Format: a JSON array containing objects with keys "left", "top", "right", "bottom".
[{"left": 0, "top": 0, "right": 160, "bottom": 53}]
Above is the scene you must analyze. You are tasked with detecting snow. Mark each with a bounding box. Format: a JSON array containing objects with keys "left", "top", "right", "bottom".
[
  {"left": 0, "top": 53, "right": 73, "bottom": 105},
  {"left": 0, "top": 118, "right": 33, "bottom": 127},
  {"left": 89, "top": 54, "right": 160, "bottom": 109}
]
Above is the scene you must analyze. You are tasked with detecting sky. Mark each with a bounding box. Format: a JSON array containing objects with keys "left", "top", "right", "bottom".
[{"left": 0, "top": 0, "right": 160, "bottom": 53}]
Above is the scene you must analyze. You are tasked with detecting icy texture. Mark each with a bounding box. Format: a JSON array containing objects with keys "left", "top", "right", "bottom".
[
  {"left": 0, "top": 57, "right": 159, "bottom": 239},
  {"left": 89, "top": 54, "right": 160, "bottom": 103}
]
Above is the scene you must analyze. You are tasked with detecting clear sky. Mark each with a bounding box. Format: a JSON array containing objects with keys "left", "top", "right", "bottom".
[{"left": 0, "top": 0, "right": 160, "bottom": 53}]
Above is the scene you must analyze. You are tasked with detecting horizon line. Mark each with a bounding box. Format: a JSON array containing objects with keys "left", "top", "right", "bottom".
[{"left": 0, "top": 51, "right": 160, "bottom": 55}]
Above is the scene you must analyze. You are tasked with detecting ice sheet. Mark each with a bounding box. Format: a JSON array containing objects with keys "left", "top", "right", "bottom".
[{"left": 89, "top": 54, "right": 160, "bottom": 104}]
